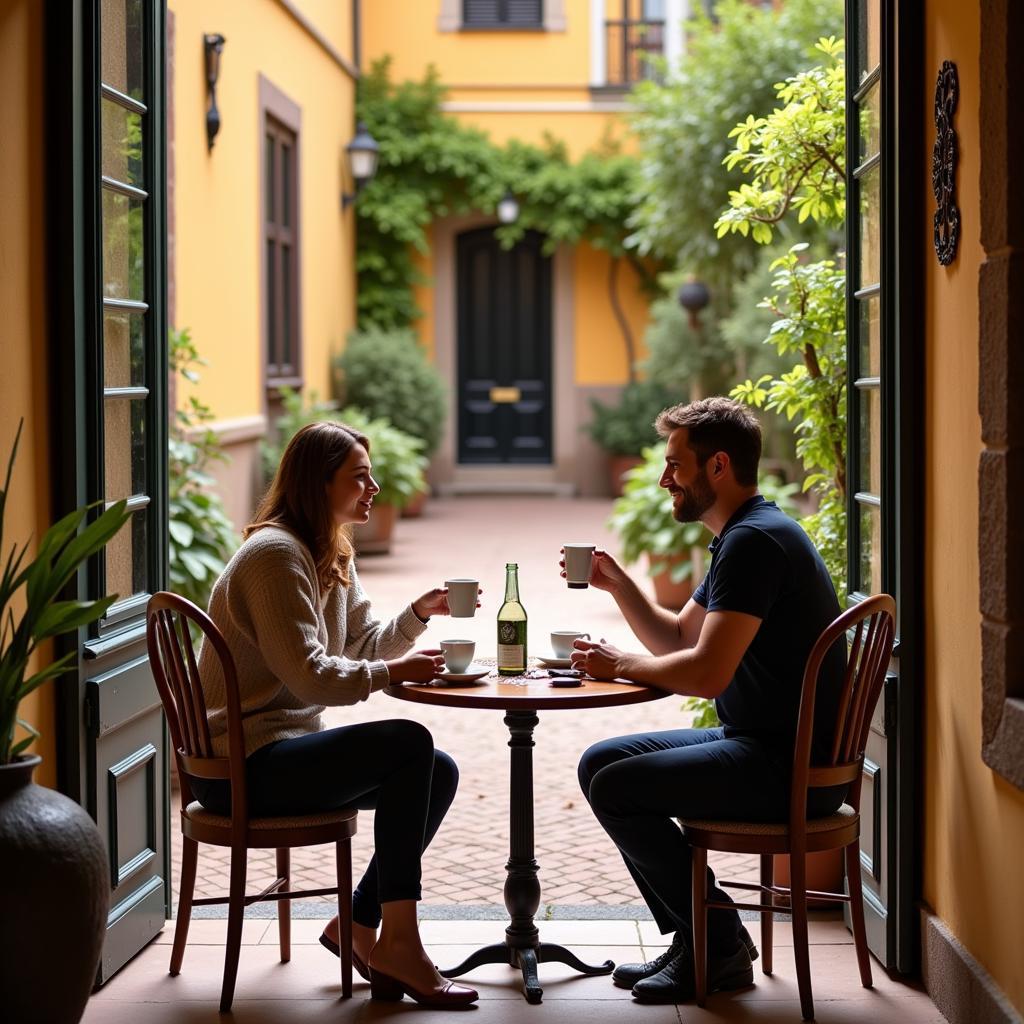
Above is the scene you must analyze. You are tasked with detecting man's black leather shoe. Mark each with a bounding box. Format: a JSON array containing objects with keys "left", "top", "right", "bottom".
[
  {"left": 612, "top": 935, "right": 686, "bottom": 988},
  {"left": 631, "top": 941, "right": 754, "bottom": 1004}
]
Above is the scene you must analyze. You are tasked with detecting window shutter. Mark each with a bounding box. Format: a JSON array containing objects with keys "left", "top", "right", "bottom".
[{"left": 463, "top": 0, "right": 543, "bottom": 27}]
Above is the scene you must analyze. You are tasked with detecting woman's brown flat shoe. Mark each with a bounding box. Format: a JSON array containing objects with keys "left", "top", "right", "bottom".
[
  {"left": 369, "top": 967, "right": 478, "bottom": 1008},
  {"left": 318, "top": 933, "right": 369, "bottom": 981}
]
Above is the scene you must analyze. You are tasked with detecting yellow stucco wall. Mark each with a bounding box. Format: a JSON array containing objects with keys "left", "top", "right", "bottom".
[
  {"left": 168, "top": 0, "right": 357, "bottom": 421},
  {"left": 0, "top": 0, "right": 55, "bottom": 787},
  {"left": 923, "top": 1, "right": 1024, "bottom": 1012}
]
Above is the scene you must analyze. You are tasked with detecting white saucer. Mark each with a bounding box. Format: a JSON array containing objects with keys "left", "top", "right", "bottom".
[
  {"left": 535, "top": 654, "right": 573, "bottom": 669},
  {"left": 430, "top": 663, "right": 490, "bottom": 685}
]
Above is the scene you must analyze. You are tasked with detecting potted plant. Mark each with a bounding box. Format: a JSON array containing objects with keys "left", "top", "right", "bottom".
[
  {"left": 607, "top": 442, "right": 709, "bottom": 609},
  {"left": 0, "top": 422, "right": 132, "bottom": 1023},
  {"left": 585, "top": 380, "right": 677, "bottom": 497},
  {"left": 333, "top": 327, "right": 446, "bottom": 517}
]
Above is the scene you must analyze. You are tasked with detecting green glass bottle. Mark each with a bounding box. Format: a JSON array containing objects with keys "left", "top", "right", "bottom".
[{"left": 497, "top": 562, "right": 527, "bottom": 676}]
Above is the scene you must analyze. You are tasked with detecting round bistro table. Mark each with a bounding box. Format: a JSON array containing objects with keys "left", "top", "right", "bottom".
[{"left": 385, "top": 668, "right": 668, "bottom": 1004}]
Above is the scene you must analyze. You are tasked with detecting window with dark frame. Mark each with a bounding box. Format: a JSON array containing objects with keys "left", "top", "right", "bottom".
[
  {"left": 462, "top": 0, "right": 543, "bottom": 29},
  {"left": 264, "top": 115, "right": 300, "bottom": 387}
]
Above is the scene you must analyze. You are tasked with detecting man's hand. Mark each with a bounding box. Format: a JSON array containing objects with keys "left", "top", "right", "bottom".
[
  {"left": 570, "top": 638, "right": 630, "bottom": 681},
  {"left": 412, "top": 586, "right": 482, "bottom": 621},
  {"left": 558, "top": 548, "right": 628, "bottom": 595},
  {"left": 386, "top": 649, "right": 446, "bottom": 684}
]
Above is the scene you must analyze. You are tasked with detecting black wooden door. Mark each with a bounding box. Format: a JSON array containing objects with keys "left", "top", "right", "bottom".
[{"left": 456, "top": 227, "right": 553, "bottom": 464}]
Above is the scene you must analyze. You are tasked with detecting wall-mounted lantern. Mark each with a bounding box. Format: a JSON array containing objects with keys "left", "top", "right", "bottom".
[
  {"left": 204, "top": 33, "right": 226, "bottom": 152},
  {"left": 341, "top": 122, "right": 380, "bottom": 209},
  {"left": 497, "top": 190, "right": 520, "bottom": 225},
  {"left": 677, "top": 277, "right": 711, "bottom": 329}
]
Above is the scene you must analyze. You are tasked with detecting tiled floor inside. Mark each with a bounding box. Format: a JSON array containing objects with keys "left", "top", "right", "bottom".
[{"left": 83, "top": 914, "right": 946, "bottom": 1023}]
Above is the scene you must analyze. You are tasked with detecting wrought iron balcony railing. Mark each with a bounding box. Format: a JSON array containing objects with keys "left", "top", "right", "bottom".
[{"left": 604, "top": 18, "right": 666, "bottom": 86}]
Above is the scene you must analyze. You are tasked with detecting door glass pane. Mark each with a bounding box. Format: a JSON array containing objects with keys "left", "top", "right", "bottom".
[
  {"left": 102, "top": 189, "right": 145, "bottom": 300},
  {"left": 859, "top": 81, "right": 880, "bottom": 165},
  {"left": 858, "top": 385, "right": 882, "bottom": 495},
  {"left": 858, "top": 502, "right": 882, "bottom": 595},
  {"left": 102, "top": 100, "right": 143, "bottom": 188},
  {"left": 856, "top": 0, "right": 881, "bottom": 82},
  {"left": 104, "top": 398, "right": 147, "bottom": 501},
  {"left": 281, "top": 245, "right": 292, "bottom": 369},
  {"left": 106, "top": 509, "right": 148, "bottom": 603},
  {"left": 858, "top": 295, "right": 881, "bottom": 377},
  {"left": 104, "top": 310, "right": 145, "bottom": 388},
  {"left": 101, "top": 0, "right": 144, "bottom": 100},
  {"left": 859, "top": 163, "right": 880, "bottom": 290}
]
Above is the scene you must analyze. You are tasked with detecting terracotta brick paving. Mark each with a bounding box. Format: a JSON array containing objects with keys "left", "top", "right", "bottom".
[{"left": 171, "top": 495, "right": 759, "bottom": 910}]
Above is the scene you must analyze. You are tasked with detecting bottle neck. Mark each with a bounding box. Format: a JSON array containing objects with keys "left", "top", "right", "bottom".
[{"left": 504, "top": 566, "right": 520, "bottom": 603}]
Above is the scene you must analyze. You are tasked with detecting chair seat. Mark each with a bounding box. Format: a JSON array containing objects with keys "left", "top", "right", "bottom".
[
  {"left": 679, "top": 804, "right": 858, "bottom": 854},
  {"left": 183, "top": 801, "right": 358, "bottom": 848}
]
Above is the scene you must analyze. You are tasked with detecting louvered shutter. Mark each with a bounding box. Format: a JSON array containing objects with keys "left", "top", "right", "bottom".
[{"left": 463, "top": 0, "right": 543, "bottom": 27}]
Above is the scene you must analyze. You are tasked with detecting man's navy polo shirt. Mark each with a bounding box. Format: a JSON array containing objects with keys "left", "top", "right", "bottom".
[{"left": 693, "top": 495, "right": 844, "bottom": 763}]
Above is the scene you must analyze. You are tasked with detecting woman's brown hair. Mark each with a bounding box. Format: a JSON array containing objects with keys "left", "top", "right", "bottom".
[{"left": 245, "top": 421, "right": 370, "bottom": 591}]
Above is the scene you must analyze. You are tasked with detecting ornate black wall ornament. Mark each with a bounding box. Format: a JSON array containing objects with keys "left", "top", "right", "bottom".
[{"left": 932, "top": 60, "right": 960, "bottom": 266}]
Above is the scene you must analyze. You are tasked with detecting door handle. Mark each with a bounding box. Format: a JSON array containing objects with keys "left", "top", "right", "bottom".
[{"left": 489, "top": 386, "right": 521, "bottom": 404}]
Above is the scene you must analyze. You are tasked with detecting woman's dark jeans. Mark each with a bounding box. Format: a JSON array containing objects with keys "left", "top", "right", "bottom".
[
  {"left": 578, "top": 727, "right": 846, "bottom": 958},
  {"left": 191, "top": 719, "right": 458, "bottom": 928}
]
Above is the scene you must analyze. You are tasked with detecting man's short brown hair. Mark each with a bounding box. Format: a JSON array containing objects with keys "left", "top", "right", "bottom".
[{"left": 654, "top": 397, "right": 762, "bottom": 487}]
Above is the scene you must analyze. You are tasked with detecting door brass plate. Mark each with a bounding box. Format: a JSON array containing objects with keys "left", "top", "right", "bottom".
[{"left": 489, "top": 386, "right": 522, "bottom": 404}]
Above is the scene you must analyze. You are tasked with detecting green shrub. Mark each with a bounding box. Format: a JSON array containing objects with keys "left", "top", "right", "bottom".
[
  {"left": 168, "top": 328, "right": 238, "bottom": 612},
  {"left": 585, "top": 380, "right": 678, "bottom": 457},
  {"left": 263, "top": 388, "right": 427, "bottom": 511},
  {"left": 333, "top": 327, "right": 447, "bottom": 459}
]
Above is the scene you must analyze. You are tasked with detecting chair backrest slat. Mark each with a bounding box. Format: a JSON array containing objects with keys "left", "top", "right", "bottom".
[
  {"left": 146, "top": 592, "right": 250, "bottom": 822},
  {"left": 789, "top": 594, "right": 896, "bottom": 836}
]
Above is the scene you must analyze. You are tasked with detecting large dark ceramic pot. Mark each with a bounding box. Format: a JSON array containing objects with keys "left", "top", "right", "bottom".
[{"left": 0, "top": 755, "right": 110, "bottom": 1023}]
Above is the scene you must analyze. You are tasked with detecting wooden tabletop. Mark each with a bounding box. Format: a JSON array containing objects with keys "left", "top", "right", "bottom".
[{"left": 385, "top": 673, "right": 669, "bottom": 711}]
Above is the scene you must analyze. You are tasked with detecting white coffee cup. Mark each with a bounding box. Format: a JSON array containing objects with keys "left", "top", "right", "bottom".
[
  {"left": 440, "top": 639, "right": 476, "bottom": 674},
  {"left": 563, "top": 544, "right": 596, "bottom": 589},
  {"left": 551, "top": 630, "right": 590, "bottom": 659},
  {"left": 445, "top": 579, "right": 479, "bottom": 617}
]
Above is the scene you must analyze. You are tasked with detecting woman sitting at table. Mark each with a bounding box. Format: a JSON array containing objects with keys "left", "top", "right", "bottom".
[{"left": 194, "top": 420, "right": 478, "bottom": 1008}]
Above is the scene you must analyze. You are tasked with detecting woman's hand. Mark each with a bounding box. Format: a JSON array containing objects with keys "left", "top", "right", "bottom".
[
  {"left": 558, "top": 548, "right": 627, "bottom": 595},
  {"left": 412, "top": 586, "right": 483, "bottom": 620},
  {"left": 570, "top": 638, "right": 628, "bottom": 681},
  {"left": 386, "top": 649, "right": 446, "bottom": 684}
]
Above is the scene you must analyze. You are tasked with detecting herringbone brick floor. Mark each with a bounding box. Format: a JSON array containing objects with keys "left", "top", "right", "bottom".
[{"left": 170, "top": 496, "right": 760, "bottom": 909}]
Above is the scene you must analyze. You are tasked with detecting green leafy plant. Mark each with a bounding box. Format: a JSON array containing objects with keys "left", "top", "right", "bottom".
[
  {"left": 168, "top": 328, "right": 238, "bottom": 611},
  {"left": 681, "top": 695, "right": 722, "bottom": 729},
  {"left": 585, "top": 380, "right": 678, "bottom": 458},
  {"left": 0, "top": 423, "right": 131, "bottom": 763},
  {"left": 263, "top": 389, "right": 428, "bottom": 511},
  {"left": 333, "top": 327, "right": 446, "bottom": 460}
]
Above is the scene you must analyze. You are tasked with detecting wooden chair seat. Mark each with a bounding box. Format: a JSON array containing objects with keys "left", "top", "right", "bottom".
[
  {"left": 680, "top": 804, "right": 858, "bottom": 854},
  {"left": 182, "top": 801, "right": 358, "bottom": 848}
]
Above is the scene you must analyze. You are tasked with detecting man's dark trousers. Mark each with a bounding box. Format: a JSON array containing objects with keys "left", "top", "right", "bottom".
[{"left": 579, "top": 727, "right": 843, "bottom": 957}]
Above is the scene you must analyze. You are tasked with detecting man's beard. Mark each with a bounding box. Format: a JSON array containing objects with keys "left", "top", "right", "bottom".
[{"left": 672, "top": 468, "right": 715, "bottom": 523}]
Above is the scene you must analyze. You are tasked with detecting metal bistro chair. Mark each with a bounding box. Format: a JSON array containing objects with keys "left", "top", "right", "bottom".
[
  {"left": 146, "top": 592, "right": 358, "bottom": 1013},
  {"left": 681, "top": 594, "right": 896, "bottom": 1022}
]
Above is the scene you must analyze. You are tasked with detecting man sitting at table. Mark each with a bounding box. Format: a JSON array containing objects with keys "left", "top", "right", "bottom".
[{"left": 569, "top": 397, "right": 846, "bottom": 1004}]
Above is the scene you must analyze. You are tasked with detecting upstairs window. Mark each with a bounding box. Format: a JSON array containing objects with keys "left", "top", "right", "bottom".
[{"left": 463, "top": 0, "right": 543, "bottom": 28}]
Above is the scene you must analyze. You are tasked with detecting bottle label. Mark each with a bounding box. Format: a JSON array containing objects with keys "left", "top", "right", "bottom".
[{"left": 497, "top": 645, "right": 525, "bottom": 670}]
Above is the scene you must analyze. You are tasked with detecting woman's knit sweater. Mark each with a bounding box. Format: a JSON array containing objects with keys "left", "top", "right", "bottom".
[{"left": 198, "top": 525, "right": 427, "bottom": 757}]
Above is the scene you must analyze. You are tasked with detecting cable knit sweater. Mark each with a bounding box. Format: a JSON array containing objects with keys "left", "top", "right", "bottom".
[{"left": 198, "top": 525, "right": 427, "bottom": 758}]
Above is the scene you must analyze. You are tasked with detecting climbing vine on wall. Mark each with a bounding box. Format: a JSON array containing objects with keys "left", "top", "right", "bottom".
[{"left": 354, "top": 59, "right": 656, "bottom": 335}]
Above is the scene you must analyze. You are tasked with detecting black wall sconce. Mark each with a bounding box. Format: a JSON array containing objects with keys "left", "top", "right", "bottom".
[
  {"left": 677, "top": 277, "right": 711, "bottom": 329},
  {"left": 204, "top": 33, "right": 226, "bottom": 152},
  {"left": 341, "top": 122, "right": 380, "bottom": 209}
]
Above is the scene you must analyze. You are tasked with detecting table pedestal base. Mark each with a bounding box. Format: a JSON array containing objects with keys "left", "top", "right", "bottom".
[{"left": 441, "top": 943, "right": 614, "bottom": 1005}]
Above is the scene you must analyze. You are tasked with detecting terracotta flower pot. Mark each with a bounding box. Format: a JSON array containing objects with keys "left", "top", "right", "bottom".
[
  {"left": 0, "top": 755, "right": 110, "bottom": 1023},
  {"left": 648, "top": 552, "right": 695, "bottom": 611},
  {"left": 401, "top": 488, "right": 429, "bottom": 519},
  {"left": 353, "top": 502, "right": 398, "bottom": 555},
  {"left": 608, "top": 454, "right": 644, "bottom": 498},
  {"left": 773, "top": 848, "right": 845, "bottom": 908}
]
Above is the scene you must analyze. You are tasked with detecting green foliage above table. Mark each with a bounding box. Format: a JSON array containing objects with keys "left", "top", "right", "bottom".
[
  {"left": 354, "top": 59, "right": 651, "bottom": 331},
  {"left": 585, "top": 380, "right": 678, "bottom": 458}
]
